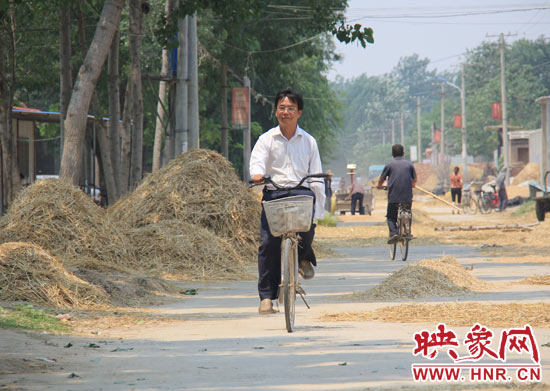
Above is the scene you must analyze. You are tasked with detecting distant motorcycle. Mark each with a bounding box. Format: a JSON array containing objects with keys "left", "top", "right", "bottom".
[{"left": 475, "top": 183, "right": 499, "bottom": 214}]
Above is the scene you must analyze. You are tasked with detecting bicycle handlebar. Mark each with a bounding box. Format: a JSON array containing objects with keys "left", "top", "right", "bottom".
[{"left": 248, "top": 173, "right": 328, "bottom": 190}]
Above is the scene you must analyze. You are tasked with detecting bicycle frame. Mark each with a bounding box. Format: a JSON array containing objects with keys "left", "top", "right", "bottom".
[{"left": 249, "top": 173, "right": 328, "bottom": 332}]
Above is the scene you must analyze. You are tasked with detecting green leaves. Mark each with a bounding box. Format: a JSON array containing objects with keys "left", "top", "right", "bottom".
[{"left": 332, "top": 22, "right": 374, "bottom": 48}]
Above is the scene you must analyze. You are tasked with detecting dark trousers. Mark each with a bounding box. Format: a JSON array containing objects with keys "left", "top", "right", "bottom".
[
  {"left": 451, "top": 188, "right": 462, "bottom": 203},
  {"left": 351, "top": 193, "right": 364, "bottom": 215},
  {"left": 498, "top": 186, "right": 508, "bottom": 211},
  {"left": 386, "top": 202, "right": 411, "bottom": 237},
  {"left": 258, "top": 188, "right": 316, "bottom": 300}
]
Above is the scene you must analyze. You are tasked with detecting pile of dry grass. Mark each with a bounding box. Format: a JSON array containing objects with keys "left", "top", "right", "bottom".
[
  {"left": 355, "top": 257, "right": 492, "bottom": 301},
  {"left": 323, "top": 302, "right": 550, "bottom": 328},
  {"left": 124, "top": 221, "right": 249, "bottom": 280},
  {"left": 109, "top": 149, "right": 261, "bottom": 261},
  {"left": 418, "top": 257, "right": 494, "bottom": 290},
  {"left": 0, "top": 242, "right": 107, "bottom": 308},
  {"left": 0, "top": 179, "right": 134, "bottom": 268},
  {"left": 513, "top": 162, "right": 540, "bottom": 184},
  {"left": 516, "top": 274, "right": 550, "bottom": 285}
]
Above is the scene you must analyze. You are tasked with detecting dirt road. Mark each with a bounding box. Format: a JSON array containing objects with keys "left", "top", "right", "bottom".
[{"left": 2, "top": 242, "right": 549, "bottom": 390}]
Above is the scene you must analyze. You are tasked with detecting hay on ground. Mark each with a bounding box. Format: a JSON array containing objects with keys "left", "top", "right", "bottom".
[
  {"left": 513, "top": 162, "right": 540, "bottom": 184},
  {"left": 0, "top": 242, "right": 107, "bottom": 309},
  {"left": 515, "top": 274, "right": 550, "bottom": 285},
  {"left": 108, "top": 149, "right": 261, "bottom": 261},
  {"left": 322, "top": 302, "right": 550, "bottom": 328},
  {"left": 354, "top": 257, "right": 493, "bottom": 301},
  {"left": 123, "top": 220, "right": 249, "bottom": 280},
  {"left": 0, "top": 179, "right": 135, "bottom": 268},
  {"left": 418, "top": 257, "right": 494, "bottom": 290}
]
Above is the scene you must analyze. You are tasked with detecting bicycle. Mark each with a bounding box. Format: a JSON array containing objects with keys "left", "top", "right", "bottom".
[
  {"left": 476, "top": 183, "right": 498, "bottom": 214},
  {"left": 389, "top": 203, "right": 413, "bottom": 261},
  {"left": 249, "top": 173, "right": 327, "bottom": 332},
  {"left": 461, "top": 182, "right": 479, "bottom": 215}
]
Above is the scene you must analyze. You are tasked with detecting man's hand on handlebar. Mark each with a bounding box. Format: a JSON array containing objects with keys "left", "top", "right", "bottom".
[{"left": 251, "top": 174, "right": 264, "bottom": 184}]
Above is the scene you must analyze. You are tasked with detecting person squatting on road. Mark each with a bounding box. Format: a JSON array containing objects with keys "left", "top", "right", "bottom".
[
  {"left": 495, "top": 167, "right": 508, "bottom": 211},
  {"left": 450, "top": 166, "right": 463, "bottom": 213},
  {"left": 347, "top": 180, "right": 365, "bottom": 215},
  {"left": 377, "top": 144, "right": 417, "bottom": 244},
  {"left": 249, "top": 88, "right": 325, "bottom": 315}
]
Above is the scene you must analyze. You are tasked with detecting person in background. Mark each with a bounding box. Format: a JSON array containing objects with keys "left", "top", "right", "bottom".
[
  {"left": 347, "top": 179, "right": 365, "bottom": 215},
  {"left": 495, "top": 167, "right": 508, "bottom": 211},
  {"left": 377, "top": 144, "right": 417, "bottom": 243},
  {"left": 450, "top": 166, "right": 463, "bottom": 213},
  {"left": 249, "top": 88, "right": 325, "bottom": 315},
  {"left": 324, "top": 170, "right": 333, "bottom": 213}
]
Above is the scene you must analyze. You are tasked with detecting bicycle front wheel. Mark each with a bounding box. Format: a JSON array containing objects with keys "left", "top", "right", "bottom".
[
  {"left": 283, "top": 238, "right": 297, "bottom": 332},
  {"left": 463, "top": 195, "right": 478, "bottom": 215}
]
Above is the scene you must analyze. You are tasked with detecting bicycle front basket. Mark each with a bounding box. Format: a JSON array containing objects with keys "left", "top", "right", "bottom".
[{"left": 262, "top": 195, "right": 314, "bottom": 237}]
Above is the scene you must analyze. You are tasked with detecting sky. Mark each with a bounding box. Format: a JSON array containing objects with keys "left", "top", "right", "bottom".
[{"left": 327, "top": 0, "right": 550, "bottom": 80}]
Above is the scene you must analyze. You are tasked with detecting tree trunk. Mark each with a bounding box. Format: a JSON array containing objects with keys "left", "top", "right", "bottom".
[
  {"left": 76, "top": 2, "right": 118, "bottom": 206},
  {"left": 120, "top": 84, "right": 131, "bottom": 196},
  {"left": 152, "top": 0, "right": 173, "bottom": 172},
  {"left": 59, "top": 3, "right": 72, "bottom": 166},
  {"left": 108, "top": 30, "right": 121, "bottom": 200},
  {"left": 162, "top": 84, "right": 176, "bottom": 164},
  {"left": 59, "top": 0, "right": 125, "bottom": 186},
  {"left": 128, "top": 0, "right": 144, "bottom": 189},
  {"left": 0, "top": 3, "right": 21, "bottom": 210},
  {"left": 220, "top": 61, "right": 228, "bottom": 158}
]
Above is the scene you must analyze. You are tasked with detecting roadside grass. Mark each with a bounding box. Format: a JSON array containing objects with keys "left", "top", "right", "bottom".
[
  {"left": 316, "top": 213, "right": 338, "bottom": 227},
  {"left": 511, "top": 200, "right": 535, "bottom": 216},
  {"left": 0, "top": 304, "right": 69, "bottom": 333}
]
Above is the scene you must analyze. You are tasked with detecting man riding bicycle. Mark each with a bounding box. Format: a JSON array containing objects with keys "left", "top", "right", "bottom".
[
  {"left": 377, "top": 144, "right": 417, "bottom": 244},
  {"left": 249, "top": 88, "right": 325, "bottom": 315}
]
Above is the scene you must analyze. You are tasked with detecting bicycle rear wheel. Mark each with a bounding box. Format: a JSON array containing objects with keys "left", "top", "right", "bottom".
[
  {"left": 399, "top": 215, "right": 410, "bottom": 261},
  {"left": 283, "top": 238, "right": 297, "bottom": 332}
]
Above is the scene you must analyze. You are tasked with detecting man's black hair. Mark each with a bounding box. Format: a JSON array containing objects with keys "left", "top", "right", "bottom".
[
  {"left": 392, "top": 144, "right": 404, "bottom": 157},
  {"left": 275, "top": 88, "right": 304, "bottom": 111}
]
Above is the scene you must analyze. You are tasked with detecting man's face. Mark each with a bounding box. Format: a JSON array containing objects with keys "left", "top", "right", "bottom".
[{"left": 275, "top": 97, "right": 302, "bottom": 128}]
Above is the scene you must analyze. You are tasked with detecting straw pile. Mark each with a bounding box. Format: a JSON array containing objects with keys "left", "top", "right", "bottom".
[
  {"left": 123, "top": 220, "right": 247, "bottom": 280},
  {"left": 323, "top": 302, "right": 550, "bottom": 328},
  {"left": 354, "top": 257, "right": 492, "bottom": 301},
  {"left": 516, "top": 274, "right": 550, "bottom": 285},
  {"left": 418, "top": 257, "right": 494, "bottom": 290},
  {"left": 0, "top": 242, "right": 107, "bottom": 308},
  {"left": 108, "top": 149, "right": 261, "bottom": 261},
  {"left": 0, "top": 179, "right": 135, "bottom": 268},
  {"left": 513, "top": 162, "right": 540, "bottom": 184}
]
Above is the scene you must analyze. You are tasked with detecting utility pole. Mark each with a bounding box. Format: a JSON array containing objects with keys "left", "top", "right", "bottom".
[
  {"left": 499, "top": 32, "right": 510, "bottom": 184},
  {"left": 416, "top": 97, "right": 421, "bottom": 162},
  {"left": 391, "top": 119, "right": 395, "bottom": 145},
  {"left": 175, "top": 16, "right": 188, "bottom": 154},
  {"left": 243, "top": 76, "right": 251, "bottom": 182},
  {"left": 441, "top": 83, "right": 445, "bottom": 162},
  {"left": 461, "top": 63, "right": 468, "bottom": 180},
  {"left": 400, "top": 113, "right": 405, "bottom": 146},
  {"left": 487, "top": 32, "right": 516, "bottom": 184},
  {"left": 187, "top": 13, "right": 199, "bottom": 149}
]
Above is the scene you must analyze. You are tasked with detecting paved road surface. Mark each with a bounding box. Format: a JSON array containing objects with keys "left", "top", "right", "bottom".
[{"left": 2, "top": 245, "right": 549, "bottom": 390}]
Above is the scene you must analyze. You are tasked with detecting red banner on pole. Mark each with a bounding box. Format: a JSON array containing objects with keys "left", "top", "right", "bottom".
[
  {"left": 433, "top": 129, "right": 441, "bottom": 143},
  {"left": 454, "top": 114, "right": 462, "bottom": 129},
  {"left": 232, "top": 87, "right": 249, "bottom": 126},
  {"left": 492, "top": 102, "right": 501, "bottom": 120}
]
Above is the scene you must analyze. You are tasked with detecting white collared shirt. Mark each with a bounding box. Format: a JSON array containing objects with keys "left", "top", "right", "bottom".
[{"left": 249, "top": 125, "right": 325, "bottom": 219}]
